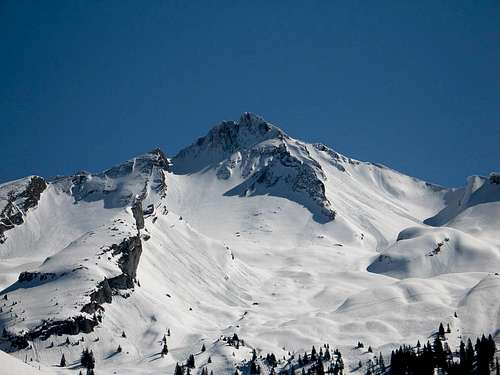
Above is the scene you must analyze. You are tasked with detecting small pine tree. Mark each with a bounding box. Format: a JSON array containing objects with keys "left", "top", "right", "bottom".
[
  {"left": 60, "top": 354, "right": 66, "bottom": 367},
  {"left": 367, "top": 346, "right": 372, "bottom": 353},
  {"left": 250, "top": 360, "right": 258, "bottom": 374},
  {"left": 207, "top": 356, "right": 212, "bottom": 364},
  {"left": 311, "top": 346, "right": 317, "bottom": 361},
  {"left": 438, "top": 322, "right": 445, "bottom": 337},
  {"left": 117, "top": 345, "right": 122, "bottom": 353},
  {"left": 168, "top": 328, "right": 171, "bottom": 336},
  {"left": 122, "top": 331, "right": 126, "bottom": 338},
  {"left": 174, "top": 363, "right": 183, "bottom": 375},
  {"left": 161, "top": 343, "right": 168, "bottom": 356},
  {"left": 378, "top": 353, "right": 385, "bottom": 372},
  {"left": 201, "top": 344, "right": 206, "bottom": 352},
  {"left": 81, "top": 348, "right": 95, "bottom": 370},
  {"left": 65, "top": 337, "right": 70, "bottom": 345},
  {"left": 187, "top": 354, "right": 195, "bottom": 368},
  {"left": 446, "top": 323, "right": 451, "bottom": 333}
]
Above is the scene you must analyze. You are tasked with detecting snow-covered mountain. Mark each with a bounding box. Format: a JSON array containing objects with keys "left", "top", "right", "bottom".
[{"left": 0, "top": 113, "right": 498, "bottom": 374}]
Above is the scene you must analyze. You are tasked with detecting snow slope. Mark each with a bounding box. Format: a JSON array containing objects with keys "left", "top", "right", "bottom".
[{"left": 0, "top": 113, "right": 498, "bottom": 374}]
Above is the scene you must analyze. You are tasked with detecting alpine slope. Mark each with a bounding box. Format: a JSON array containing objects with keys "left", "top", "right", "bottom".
[{"left": 0, "top": 113, "right": 498, "bottom": 374}]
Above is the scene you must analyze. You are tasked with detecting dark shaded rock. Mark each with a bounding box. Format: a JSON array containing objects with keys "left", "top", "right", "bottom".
[
  {"left": 0, "top": 176, "right": 47, "bottom": 243},
  {"left": 143, "top": 204, "right": 155, "bottom": 215},
  {"left": 19, "top": 176, "right": 47, "bottom": 211},
  {"left": 149, "top": 148, "right": 171, "bottom": 172},
  {"left": 18, "top": 272, "right": 57, "bottom": 283},
  {"left": 26, "top": 316, "right": 98, "bottom": 341},
  {"left": 81, "top": 235, "right": 142, "bottom": 314},
  {"left": 490, "top": 173, "right": 500, "bottom": 184},
  {"left": 111, "top": 236, "right": 142, "bottom": 279},
  {"left": 131, "top": 200, "right": 145, "bottom": 230},
  {"left": 88, "top": 279, "right": 113, "bottom": 305},
  {"left": 108, "top": 274, "right": 134, "bottom": 289}
]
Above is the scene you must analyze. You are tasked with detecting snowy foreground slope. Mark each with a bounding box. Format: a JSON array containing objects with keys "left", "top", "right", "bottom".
[{"left": 0, "top": 113, "right": 499, "bottom": 374}]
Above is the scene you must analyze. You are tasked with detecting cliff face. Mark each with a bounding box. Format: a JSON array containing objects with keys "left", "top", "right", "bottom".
[{"left": 0, "top": 176, "right": 47, "bottom": 243}]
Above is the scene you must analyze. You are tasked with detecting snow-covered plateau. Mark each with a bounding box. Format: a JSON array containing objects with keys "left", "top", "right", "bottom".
[{"left": 0, "top": 113, "right": 498, "bottom": 374}]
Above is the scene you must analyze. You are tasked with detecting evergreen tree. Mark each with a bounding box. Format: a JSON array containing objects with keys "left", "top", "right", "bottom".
[
  {"left": 324, "top": 348, "right": 331, "bottom": 361},
  {"left": 117, "top": 345, "right": 122, "bottom": 353},
  {"left": 187, "top": 354, "right": 195, "bottom": 368},
  {"left": 316, "top": 358, "right": 325, "bottom": 375},
  {"left": 60, "top": 354, "right": 66, "bottom": 367},
  {"left": 201, "top": 344, "right": 206, "bottom": 352},
  {"left": 367, "top": 346, "right": 372, "bottom": 353},
  {"left": 446, "top": 323, "right": 451, "bottom": 333},
  {"left": 162, "top": 343, "right": 168, "bottom": 356},
  {"left": 438, "top": 323, "right": 445, "bottom": 337},
  {"left": 121, "top": 331, "right": 127, "bottom": 338},
  {"left": 250, "top": 360, "right": 258, "bottom": 374},
  {"left": 311, "top": 346, "right": 317, "bottom": 361},
  {"left": 379, "top": 352, "right": 385, "bottom": 372},
  {"left": 433, "top": 336, "right": 446, "bottom": 371},
  {"left": 174, "top": 363, "right": 183, "bottom": 375},
  {"left": 80, "top": 348, "right": 95, "bottom": 371},
  {"left": 208, "top": 356, "right": 212, "bottom": 364}
]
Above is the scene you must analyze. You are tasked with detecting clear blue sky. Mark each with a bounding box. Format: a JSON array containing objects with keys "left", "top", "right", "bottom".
[{"left": 1, "top": 1, "right": 499, "bottom": 187}]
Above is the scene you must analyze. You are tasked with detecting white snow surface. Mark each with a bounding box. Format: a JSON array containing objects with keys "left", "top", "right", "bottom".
[{"left": 0, "top": 113, "right": 499, "bottom": 374}]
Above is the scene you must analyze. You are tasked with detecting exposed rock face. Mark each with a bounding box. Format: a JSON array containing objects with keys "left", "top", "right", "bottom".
[
  {"left": 490, "top": 173, "right": 500, "bottom": 184},
  {"left": 111, "top": 235, "right": 142, "bottom": 280},
  {"left": 131, "top": 200, "right": 145, "bottom": 230},
  {"left": 2, "top": 315, "right": 98, "bottom": 348},
  {"left": 0, "top": 176, "right": 47, "bottom": 243},
  {"left": 27, "top": 316, "right": 98, "bottom": 341},
  {"left": 238, "top": 143, "right": 336, "bottom": 221},
  {"left": 18, "top": 272, "right": 57, "bottom": 283},
  {"left": 219, "top": 140, "right": 336, "bottom": 222},
  {"left": 81, "top": 235, "right": 142, "bottom": 315}
]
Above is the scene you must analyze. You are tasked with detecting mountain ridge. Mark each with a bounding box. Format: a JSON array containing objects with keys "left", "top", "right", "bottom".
[{"left": 0, "top": 113, "right": 498, "bottom": 375}]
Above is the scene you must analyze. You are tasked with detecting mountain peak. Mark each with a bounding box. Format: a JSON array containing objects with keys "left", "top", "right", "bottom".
[{"left": 173, "top": 113, "right": 288, "bottom": 173}]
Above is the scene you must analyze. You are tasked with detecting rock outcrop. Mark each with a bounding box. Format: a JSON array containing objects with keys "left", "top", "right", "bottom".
[{"left": 0, "top": 176, "right": 47, "bottom": 243}]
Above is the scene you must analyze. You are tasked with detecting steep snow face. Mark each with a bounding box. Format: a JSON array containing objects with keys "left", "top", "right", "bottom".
[{"left": 0, "top": 114, "right": 499, "bottom": 375}]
